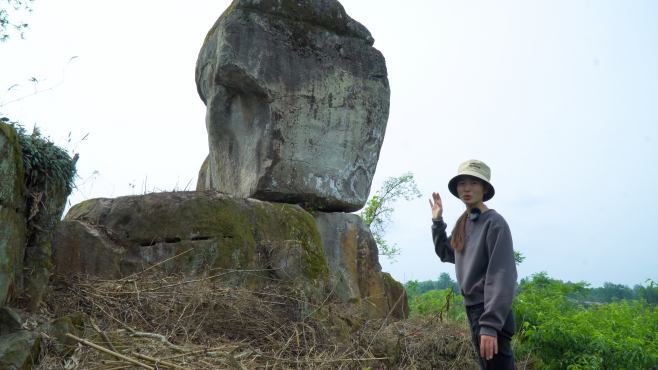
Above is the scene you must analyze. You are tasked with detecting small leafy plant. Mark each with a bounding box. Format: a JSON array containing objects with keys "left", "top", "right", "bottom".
[{"left": 360, "top": 172, "right": 421, "bottom": 259}]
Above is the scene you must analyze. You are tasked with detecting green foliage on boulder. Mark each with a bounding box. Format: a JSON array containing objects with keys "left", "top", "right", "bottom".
[
  {"left": 7, "top": 122, "right": 76, "bottom": 196},
  {"left": 0, "top": 119, "right": 77, "bottom": 309}
]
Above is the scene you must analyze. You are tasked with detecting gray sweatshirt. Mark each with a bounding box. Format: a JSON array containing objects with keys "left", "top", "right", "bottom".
[{"left": 432, "top": 209, "right": 517, "bottom": 337}]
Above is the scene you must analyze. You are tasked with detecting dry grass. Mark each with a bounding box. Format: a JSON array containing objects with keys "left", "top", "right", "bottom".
[
  {"left": 356, "top": 317, "right": 479, "bottom": 370},
  {"left": 34, "top": 268, "right": 480, "bottom": 369}
]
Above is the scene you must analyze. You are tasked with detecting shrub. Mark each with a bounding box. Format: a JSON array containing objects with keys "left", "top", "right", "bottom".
[
  {"left": 5, "top": 120, "right": 77, "bottom": 195},
  {"left": 514, "top": 273, "right": 658, "bottom": 369},
  {"left": 409, "top": 288, "right": 466, "bottom": 323}
]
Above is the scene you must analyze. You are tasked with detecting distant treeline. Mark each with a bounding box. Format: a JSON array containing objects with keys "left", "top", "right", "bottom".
[
  {"left": 405, "top": 273, "right": 459, "bottom": 296},
  {"left": 405, "top": 273, "right": 658, "bottom": 305}
]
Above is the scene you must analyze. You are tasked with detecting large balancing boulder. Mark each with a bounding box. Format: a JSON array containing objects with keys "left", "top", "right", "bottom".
[{"left": 196, "top": 0, "right": 390, "bottom": 212}]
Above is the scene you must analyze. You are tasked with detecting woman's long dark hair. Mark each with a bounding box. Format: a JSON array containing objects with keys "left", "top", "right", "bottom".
[{"left": 450, "top": 211, "right": 469, "bottom": 252}]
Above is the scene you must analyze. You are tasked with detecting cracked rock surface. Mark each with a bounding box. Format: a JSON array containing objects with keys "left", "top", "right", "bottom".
[
  {"left": 53, "top": 191, "right": 328, "bottom": 283},
  {"left": 196, "top": 0, "right": 390, "bottom": 212}
]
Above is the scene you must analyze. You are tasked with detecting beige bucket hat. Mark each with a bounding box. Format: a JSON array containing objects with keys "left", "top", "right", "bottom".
[{"left": 448, "top": 159, "right": 495, "bottom": 201}]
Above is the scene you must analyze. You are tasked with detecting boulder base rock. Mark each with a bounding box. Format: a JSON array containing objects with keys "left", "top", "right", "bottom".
[
  {"left": 51, "top": 220, "right": 126, "bottom": 278},
  {"left": 196, "top": 0, "right": 390, "bottom": 212},
  {"left": 0, "top": 331, "right": 41, "bottom": 370},
  {"left": 0, "top": 308, "right": 22, "bottom": 336},
  {"left": 0, "top": 123, "right": 26, "bottom": 306},
  {"left": 53, "top": 192, "right": 407, "bottom": 319},
  {"left": 315, "top": 212, "right": 408, "bottom": 318},
  {"left": 55, "top": 192, "right": 328, "bottom": 287},
  {"left": 0, "top": 122, "right": 74, "bottom": 310},
  {"left": 0, "top": 310, "right": 81, "bottom": 370}
]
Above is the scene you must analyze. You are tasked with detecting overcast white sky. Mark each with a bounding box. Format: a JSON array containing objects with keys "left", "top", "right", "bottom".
[{"left": 2, "top": 0, "right": 657, "bottom": 287}]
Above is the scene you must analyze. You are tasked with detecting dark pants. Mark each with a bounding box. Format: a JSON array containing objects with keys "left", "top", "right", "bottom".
[{"left": 466, "top": 303, "right": 516, "bottom": 370}]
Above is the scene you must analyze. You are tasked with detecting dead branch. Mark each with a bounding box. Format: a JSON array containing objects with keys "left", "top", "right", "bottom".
[{"left": 65, "top": 333, "right": 154, "bottom": 370}]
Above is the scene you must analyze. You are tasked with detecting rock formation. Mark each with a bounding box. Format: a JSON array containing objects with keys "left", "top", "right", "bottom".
[
  {"left": 0, "top": 123, "right": 79, "bottom": 368},
  {"left": 0, "top": 306, "right": 81, "bottom": 369},
  {"left": 0, "top": 124, "right": 26, "bottom": 306},
  {"left": 54, "top": 192, "right": 327, "bottom": 283},
  {"left": 195, "top": 0, "right": 390, "bottom": 212},
  {"left": 48, "top": 0, "right": 405, "bottom": 320},
  {"left": 52, "top": 192, "right": 408, "bottom": 318},
  {"left": 0, "top": 2, "right": 411, "bottom": 367},
  {"left": 0, "top": 122, "right": 74, "bottom": 310},
  {"left": 316, "top": 212, "right": 406, "bottom": 318}
]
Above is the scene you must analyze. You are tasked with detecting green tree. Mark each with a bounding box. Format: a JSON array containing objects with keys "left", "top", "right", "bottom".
[
  {"left": 404, "top": 274, "right": 460, "bottom": 300},
  {"left": 436, "top": 272, "right": 458, "bottom": 292},
  {"left": 360, "top": 172, "right": 421, "bottom": 260},
  {"left": 633, "top": 279, "right": 658, "bottom": 305},
  {"left": 513, "top": 250, "right": 525, "bottom": 265},
  {"left": 405, "top": 280, "right": 420, "bottom": 300},
  {"left": 1, "top": 0, "right": 33, "bottom": 42},
  {"left": 586, "top": 282, "right": 634, "bottom": 302}
]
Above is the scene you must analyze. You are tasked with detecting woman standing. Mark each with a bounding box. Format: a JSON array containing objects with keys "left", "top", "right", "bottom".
[{"left": 430, "top": 159, "right": 517, "bottom": 369}]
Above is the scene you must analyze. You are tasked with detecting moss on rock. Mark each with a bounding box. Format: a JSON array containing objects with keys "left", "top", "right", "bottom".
[
  {"left": 21, "top": 166, "right": 72, "bottom": 311},
  {"left": 0, "top": 331, "right": 41, "bottom": 370},
  {"left": 39, "top": 313, "right": 83, "bottom": 356},
  {"left": 0, "top": 123, "right": 27, "bottom": 306},
  {"left": 57, "top": 192, "right": 330, "bottom": 289},
  {"left": 55, "top": 192, "right": 408, "bottom": 322},
  {"left": 0, "top": 123, "right": 26, "bottom": 211},
  {"left": 253, "top": 201, "right": 328, "bottom": 281}
]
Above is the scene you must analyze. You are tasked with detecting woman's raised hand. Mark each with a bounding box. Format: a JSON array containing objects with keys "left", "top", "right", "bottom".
[{"left": 429, "top": 192, "right": 443, "bottom": 220}]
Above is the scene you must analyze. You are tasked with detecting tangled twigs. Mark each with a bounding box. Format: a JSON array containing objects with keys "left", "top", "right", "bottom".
[
  {"left": 85, "top": 297, "right": 136, "bottom": 334},
  {"left": 42, "top": 269, "right": 479, "bottom": 369},
  {"left": 118, "top": 248, "right": 194, "bottom": 282},
  {"left": 90, "top": 319, "right": 119, "bottom": 353},
  {"left": 65, "top": 333, "right": 154, "bottom": 370},
  {"left": 162, "top": 345, "right": 241, "bottom": 360},
  {"left": 366, "top": 287, "right": 408, "bottom": 352},
  {"left": 130, "top": 331, "right": 187, "bottom": 352},
  {"left": 131, "top": 352, "right": 191, "bottom": 370}
]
